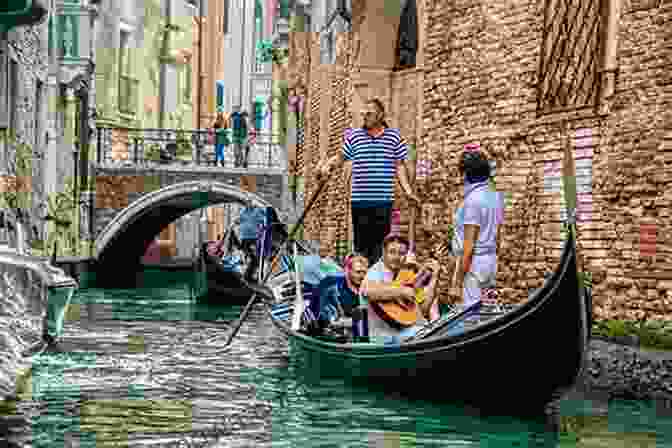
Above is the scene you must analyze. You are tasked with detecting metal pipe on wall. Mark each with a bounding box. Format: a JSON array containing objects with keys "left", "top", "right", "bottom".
[
  {"left": 599, "top": 0, "right": 621, "bottom": 113},
  {"left": 197, "top": 0, "right": 204, "bottom": 130}
]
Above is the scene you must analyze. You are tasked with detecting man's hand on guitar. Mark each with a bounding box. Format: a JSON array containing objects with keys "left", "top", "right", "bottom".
[{"left": 395, "top": 287, "right": 416, "bottom": 309}]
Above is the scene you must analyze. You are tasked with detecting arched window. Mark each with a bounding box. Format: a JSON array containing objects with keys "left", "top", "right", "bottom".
[{"left": 395, "top": 0, "right": 417, "bottom": 69}]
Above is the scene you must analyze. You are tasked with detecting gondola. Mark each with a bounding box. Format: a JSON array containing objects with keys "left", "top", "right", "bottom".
[
  {"left": 201, "top": 217, "right": 294, "bottom": 303},
  {"left": 265, "top": 231, "right": 590, "bottom": 410},
  {"left": 201, "top": 243, "right": 256, "bottom": 303}
]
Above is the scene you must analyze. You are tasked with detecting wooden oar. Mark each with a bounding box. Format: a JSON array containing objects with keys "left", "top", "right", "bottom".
[{"left": 221, "top": 174, "right": 331, "bottom": 348}]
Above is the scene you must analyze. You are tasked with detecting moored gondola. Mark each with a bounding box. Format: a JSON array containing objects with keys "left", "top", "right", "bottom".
[{"left": 265, "top": 232, "right": 589, "bottom": 410}]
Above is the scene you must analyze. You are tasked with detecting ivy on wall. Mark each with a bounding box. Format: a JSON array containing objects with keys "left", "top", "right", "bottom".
[{"left": 0, "top": 133, "right": 32, "bottom": 213}]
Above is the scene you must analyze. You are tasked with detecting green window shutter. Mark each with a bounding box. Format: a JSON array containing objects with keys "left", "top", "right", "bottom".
[
  {"left": 0, "top": 0, "right": 31, "bottom": 15},
  {"left": 0, "top": 0, "right": 49, "bottom": 32}
]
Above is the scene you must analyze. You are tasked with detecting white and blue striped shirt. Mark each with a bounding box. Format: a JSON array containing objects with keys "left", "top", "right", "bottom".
[{"left": 342, "top": 128, "right": 409, "bottom": 207}]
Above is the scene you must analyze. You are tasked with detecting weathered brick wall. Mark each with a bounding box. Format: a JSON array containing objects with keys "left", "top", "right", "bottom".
[
  {"left": 92, "top": 166, "right": 284, "bottom": 239},
  {"left": 420, "top": 0, "right": 671, "bottom": 320},
  {"left": 288, "top": 0, "right": 671, "bottom": 321}
]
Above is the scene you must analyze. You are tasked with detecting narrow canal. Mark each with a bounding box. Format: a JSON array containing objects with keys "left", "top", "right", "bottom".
[{"left": 2, "top": 268, "right": 672, "bottom": 448}]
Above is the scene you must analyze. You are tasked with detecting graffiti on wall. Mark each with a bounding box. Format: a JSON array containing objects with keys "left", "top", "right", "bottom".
[{"left": 544, "top": 128, "right": 594, "bottom": 224}]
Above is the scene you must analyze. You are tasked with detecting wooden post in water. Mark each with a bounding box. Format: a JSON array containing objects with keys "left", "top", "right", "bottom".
[{"left": 290, "top": 240, "right": 305, "bottom": 331}]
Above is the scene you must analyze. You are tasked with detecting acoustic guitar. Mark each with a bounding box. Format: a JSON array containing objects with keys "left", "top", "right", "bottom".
[{"left": 371, "top": 242, "right": 451, "bottom": 329}]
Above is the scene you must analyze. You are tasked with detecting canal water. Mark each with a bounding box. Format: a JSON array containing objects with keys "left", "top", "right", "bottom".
[{"left": 2, "top": 268, "right": 672, "bottom": 448}]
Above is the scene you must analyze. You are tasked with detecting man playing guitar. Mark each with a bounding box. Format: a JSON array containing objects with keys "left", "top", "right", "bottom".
[{"left": 360, "top": 233, "right": 441, "bottom": 344}]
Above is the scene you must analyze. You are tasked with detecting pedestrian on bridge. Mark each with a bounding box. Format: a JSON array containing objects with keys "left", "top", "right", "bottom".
[
  {"left": 232, "top": 108, "right": 250, "bottom": 168},
  {"left": 212, "top": 113, "right": 231, "bottom": 167}
]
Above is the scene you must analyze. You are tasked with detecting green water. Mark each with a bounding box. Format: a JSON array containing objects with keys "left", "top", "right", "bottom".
[{"left": 3, "top": 268, "right": 672, "bottom": 447}]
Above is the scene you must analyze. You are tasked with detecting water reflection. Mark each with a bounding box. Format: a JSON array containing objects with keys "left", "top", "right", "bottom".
[{"left": 1, "top": 268, "right": 672, "bottom": 447}]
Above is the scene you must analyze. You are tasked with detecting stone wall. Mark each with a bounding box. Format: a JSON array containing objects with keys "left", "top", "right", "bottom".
[
  {"left": 0, "top": 262, "right": 48, "bottom": 400},
  {"left": 1, "top": 23, "right": 49, "bottom": 242},
  {"left": 287, "top": 0, "right": 672, "bottom": 321},
  {"left": 92, "top": 166, "right": 285, "bottom": 239}
]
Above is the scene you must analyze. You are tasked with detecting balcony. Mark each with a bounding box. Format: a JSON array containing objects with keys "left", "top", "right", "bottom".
[
  {"left": 253, "top": 60, "right": 272, "bottom": 75},
  {"left": 118, "top": 75, "right": 139, "bottom": 116}
]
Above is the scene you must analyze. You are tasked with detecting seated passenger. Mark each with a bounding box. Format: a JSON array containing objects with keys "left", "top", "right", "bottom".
[
  {"left": 360, "top": 234, "right": 439, "bottom": 343},
  {"left": 317, "top": 253, "right": 369, "bottom": 329}
]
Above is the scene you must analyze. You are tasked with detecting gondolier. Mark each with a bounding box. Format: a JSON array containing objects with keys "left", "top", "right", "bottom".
[{"left": 316, "top": 98, "right": 420, "bottom": 266}]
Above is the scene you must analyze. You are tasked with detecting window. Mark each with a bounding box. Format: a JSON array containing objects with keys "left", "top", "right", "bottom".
[
  {"left": 395, "top": 0, "right": 417, "bottom": 69},
  {"left": 321, "top": 30, "right": 335, "bottom": 65},
  {"left": 183, "top": 60, "right": 192, "bottom": 102},
  {"left": 537, "top": 0, "right": 604, "bottom": 113},
  {"left": 0, "top": 42, "right": 7, "bottom": 131},
  {"left": 223, "top": 0, "right": 229, "bottom": 34},
  {"left": 34, "top": 80, "right": 42, "bottom": 148},
  {"left": 118, "top": 29, "right": 137, "bottom": 114},
  {"left": 8, "top": 59, "right": 18, "bottom": 136}
]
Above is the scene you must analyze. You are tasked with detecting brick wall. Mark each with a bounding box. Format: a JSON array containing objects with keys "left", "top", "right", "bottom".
[
  {"left": 287, "top": 0, "right": 672, "bottom": 321},
  {"left": 420, "top": 0, "right": 671, "bottom": 321},
  {"left": 92, "top": 166, "right": 284, "bottom": 239}
]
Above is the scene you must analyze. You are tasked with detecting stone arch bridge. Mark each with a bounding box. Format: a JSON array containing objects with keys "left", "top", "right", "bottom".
[{"left": 90, "top": 165, "right": 289, "bottom": 283}]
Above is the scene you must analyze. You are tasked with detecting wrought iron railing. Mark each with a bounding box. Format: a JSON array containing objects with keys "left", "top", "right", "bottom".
[{"left": 95, "top": 127, "right": 284, "bottom": 169}]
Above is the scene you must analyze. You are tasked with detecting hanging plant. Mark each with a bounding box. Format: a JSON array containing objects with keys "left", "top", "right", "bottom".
[
  {"left": 256, "top": 40, "right": 274, "bottom": 64},
  {"left": 271, "top": 47, "right": 289, "bottom": 65},
  {"left": 0, "top": 134, "right": 32, "bottom": 213}
]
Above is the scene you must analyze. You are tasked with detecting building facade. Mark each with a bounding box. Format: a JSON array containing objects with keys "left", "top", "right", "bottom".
[
  {"left": 286, "top": 0, "right": 672, "bottom": 322},
  {"left": 0, "top": 1, "right": 52, "bottom": 250},
  {"left": 94, "top": 0, "right": 198, "bottom": 136}
]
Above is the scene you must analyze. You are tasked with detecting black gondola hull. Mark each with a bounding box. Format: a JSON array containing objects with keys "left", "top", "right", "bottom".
[{"left": 267, "top": 235, "right": 589, "bottom": 410}]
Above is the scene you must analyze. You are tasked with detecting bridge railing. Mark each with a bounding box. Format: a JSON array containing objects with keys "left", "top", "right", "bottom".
[{"left": 95, "top": 127, "right": 285, "bottom": 169}]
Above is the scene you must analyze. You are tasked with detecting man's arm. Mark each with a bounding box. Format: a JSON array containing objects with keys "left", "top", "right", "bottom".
[
  {"left": 462, "top": 224, "right": 480, "bottom": 274},
  {"left": 419, "top": 272, "right": 439, "bottom": 317},
  {"left": 362, "top": 280, "right": 406, "bottom": 302},
  {"left": 396, "top": 161, "right": 415, "bottom": 198}
]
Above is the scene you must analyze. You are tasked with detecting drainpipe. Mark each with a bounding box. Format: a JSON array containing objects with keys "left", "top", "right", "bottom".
[
  {"left": 239, "top": 0, "right": 246, "bottom": 108},
  {"left": 159, "top": 0, "right": 170, "bottom": 128},
  {"left": 197, "top": 0, "right": 204, "bottom": 131},
  {"left": 599, "top": 0, "right": 621, "bottom": 115}
]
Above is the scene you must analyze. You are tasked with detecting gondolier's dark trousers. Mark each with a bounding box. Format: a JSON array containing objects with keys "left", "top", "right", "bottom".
[{"left": 351, "top": 204, "right": 392, "bottom": 266}]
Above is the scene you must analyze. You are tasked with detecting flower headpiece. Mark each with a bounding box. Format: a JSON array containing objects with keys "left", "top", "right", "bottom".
[{"left": 464, "top": 143, "right": 480, "bottom": 153}]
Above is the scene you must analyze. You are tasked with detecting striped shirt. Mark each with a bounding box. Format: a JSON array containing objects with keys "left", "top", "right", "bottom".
[{"left": 342, "top": 128, "right": 408, "bottom": 206}]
